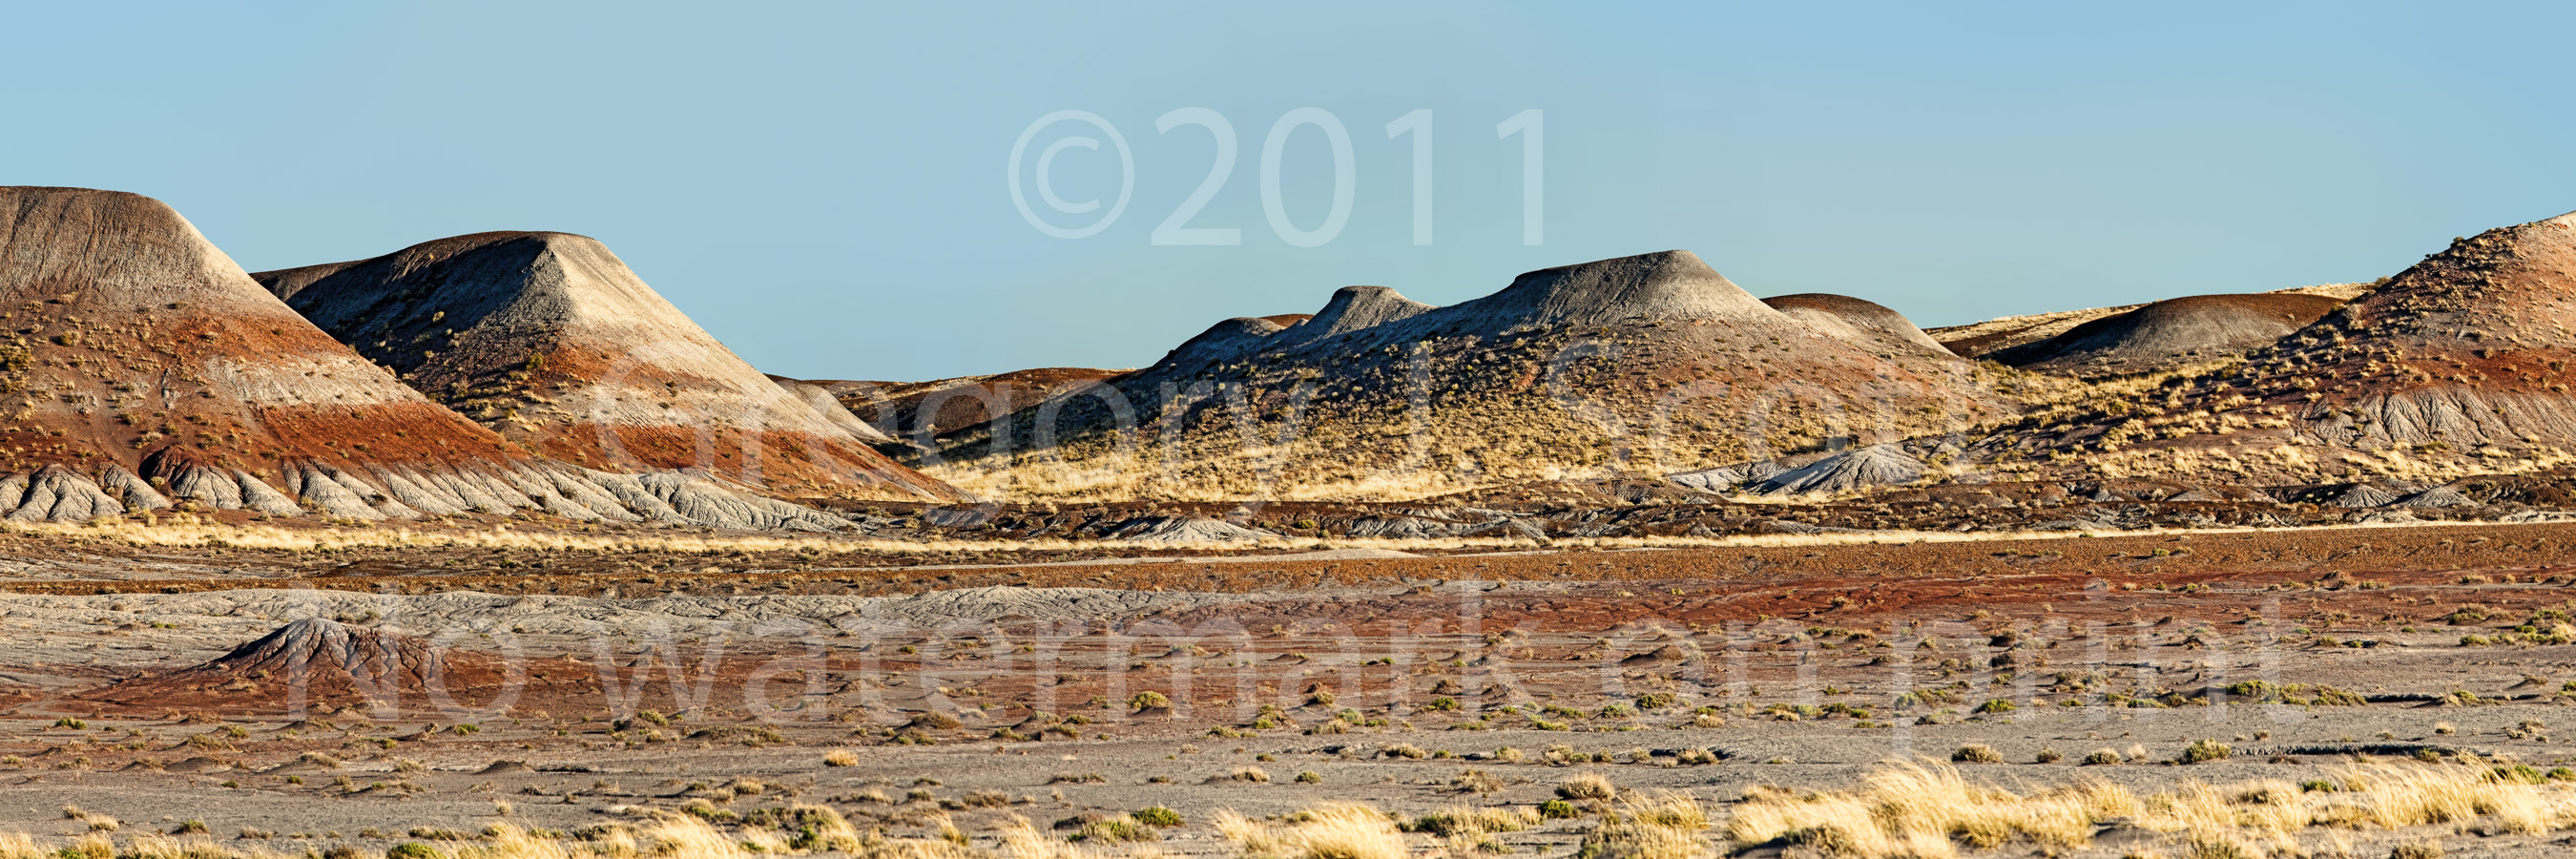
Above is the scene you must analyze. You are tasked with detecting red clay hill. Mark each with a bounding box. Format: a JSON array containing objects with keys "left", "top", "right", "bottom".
[
  {"left": 0, "top": 187, "right": 865, "bottom": 529},
  {"left": 2254, "top": 210, "right": 2576, "bottom": 449},
  {"left": 255, "top": 232, "right": 960, "bottom": 502}
]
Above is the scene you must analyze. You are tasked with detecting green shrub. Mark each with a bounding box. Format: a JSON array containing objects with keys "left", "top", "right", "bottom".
[
  {"left": 1951, "top": 744, "right": 2003, "bottom": 764},
  {"left": 2179, "top": 738, "right": 2232, "bottom": 764}
]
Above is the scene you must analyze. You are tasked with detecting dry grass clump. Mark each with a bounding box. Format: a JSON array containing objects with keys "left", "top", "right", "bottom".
[
  {"left": 1216, "top": 803, "right": 1408, "bottom": 859},
  {"left": 1558, "top": 772, "right": 1619, "bottom": 802},
  {"left": 1728, "top": 760, "right": 2576, "bottom": 858},
  {"left": 1949, "top": 744, "right": 2002, "bottom": 765},
  {"left": 1578, "top": 792, "right": 1713, "bottom": 859},
  {"left": 1402, "top": 807, "right": 1540, "bottom": 856},
  {"left": 824, "top": 749, "right": 860, "bottom": 767}
]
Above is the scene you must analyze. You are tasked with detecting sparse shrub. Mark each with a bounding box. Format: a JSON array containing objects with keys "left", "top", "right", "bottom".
[
  {"left": 2180, "top": 738, "right": 2232, "bottom": 764},
  {"left": 1229, "top": 765, "right": 1271, "bottom": 783},
  {"left": 823, "top": 749, "right": 858, "bottom": 767},
  {"left": 1539, "top": 800, "right": 1580, "bottom": 820},
  {"left": 1556, "top": 772, "right": 1616, "bottom": 802},
  {"left": 1130, "top": 691, "right": 1173, "bottom": 710},
  {"left": 1071, "top": 817, "right": 1153, "bottom": 844},
  {"left": 1296, "top": 770, "right": 1321, "bottom": 784},
  {"left": 1952, "top": 744, "right": 2003, "bottom": 764},
  {"left": 2035, "top": 748, "right": 2062, "bottom": 764},
  {"left": 1133, "top": 807, "right": 1183, "bottom": 828},
  {"left": 385, "top": 844, "right": 446, "bottom": 859},
  {"left": 2082, "top": 748, "right": 2124, "bottom": 765},
  {"left": 1452, "top": 769, "right": 1501, "bottom": 795}
]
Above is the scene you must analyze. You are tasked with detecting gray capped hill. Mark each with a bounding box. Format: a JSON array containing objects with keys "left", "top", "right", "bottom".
[
  {"left": 255, "top": 231, "right": 962, "bottom": 502},
  {"left": 927, "top": 249, "right": 2010, "bottom": 499},
  {"left": 1760, "top": 293, "right": 1958, "bottom": 358},
  {"left": 0, "top": 188, "right": 862, "bottom": 529},
  {"left": 1992, "top": 292, "right": 2346, "bottom": 376}
]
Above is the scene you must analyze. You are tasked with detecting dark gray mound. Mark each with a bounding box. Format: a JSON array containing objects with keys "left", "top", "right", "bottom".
[
  {"left": 1996, "top": 293, "right": 2345, "bottom": 374},
  {"left": 1756, "top": 445, "right": 1925, "bottom": 496}
]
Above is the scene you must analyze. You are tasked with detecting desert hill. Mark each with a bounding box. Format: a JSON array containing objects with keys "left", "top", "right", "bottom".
[
  {"left": 1760, "top": 293, "right": 1955, "bottom": 358},
  {"left": 923, "top": 250, "right": 2011, "bottom": 499},
  {"left": 89, "top": 618, "right": 555, "bottom": 715},
  {"left": 1931, "top": 283, "right": 2371, "bottom": 359},
  {"left": 765, "top": 374, "right": 895, "bottom": 444},
  {"left": 0, "top": 187, "right": 862, "bottom": 529},
  {"left": 822, "top": 367, "right": 1130, "bottom": 444},
  {"left": 1959, "top": 211, "right": 2576, "bottom": 487},
  {"left": 2257, "top": 211, "right": 2576, "bottom": 449},
  {"left": 255, "top": 232, "right": 958, "bottom": 502},
  {"left": 1989, "top": 292, "right": 2347, "bottom": 376}
]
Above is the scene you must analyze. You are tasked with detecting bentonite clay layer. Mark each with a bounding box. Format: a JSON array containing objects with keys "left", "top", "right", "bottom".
[
  {"left": 0, "top": 187, "right": 898, "bottom": 530},
  {"left": 255, "top": 231, "right": 959, "bottom": 502}
]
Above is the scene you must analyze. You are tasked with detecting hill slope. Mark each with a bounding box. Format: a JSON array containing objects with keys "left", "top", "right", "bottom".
[
  {"left": 0, "top": 187, "right": 858, "bottom": 529},
  {"left": 1991, "top": 292, "right": 2346, "bottom": 376},
  {"left": 256, "top": 232, "right": 958, "bottom": 502},
  {"left": 925, "top": 250, "right": 2010, "bottom": 499},
  {"left": 1761, "top": 293, "right": 1954, "bottom": 358},
  {"left": 1969, "top": 212, "right": 2576, "bottom": 485}
]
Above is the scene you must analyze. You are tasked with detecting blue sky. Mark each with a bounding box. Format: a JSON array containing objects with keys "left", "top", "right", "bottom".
[{"left": 11, "top": 2, "right": 2575, "bottom": 381}]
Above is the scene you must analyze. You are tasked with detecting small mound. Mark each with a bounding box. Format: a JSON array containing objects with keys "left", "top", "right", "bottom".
[
  {"left": 1996, "top": 293, "right": 2345, "bottom": 374},
  {"left": 831, "top": 367, "right": 1127, "bottom": 440},
  {"left": 1756, "top": 445, "right": 1925, "bottom": 496},
  {"left": 1109, "top": 516, "right": 1277, "bottom": 544},
  {"left": 92, "top": 618, "right": 524, "bottom": 715},
  {"left": 1761, "top": 294, "right": 1955, "bottom": 357},
  {"left": 1666, "top": 466, "right": 1744, "bottom": 492}
]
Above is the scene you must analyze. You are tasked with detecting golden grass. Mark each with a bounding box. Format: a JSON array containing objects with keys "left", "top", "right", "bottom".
[
  {"left": 1216, "top": 803, "right": 1409, "bottom": 859},
  {"left": 1727, "top": 760, "right": 2576, "bottom": 859},
  {"left": 1579, "top": 792, "right": 1714, "bottom": 859}
]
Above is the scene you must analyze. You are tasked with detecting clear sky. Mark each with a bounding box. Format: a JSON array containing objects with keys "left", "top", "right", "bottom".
[{"left": 12, "top": 2, "right": 2575, "bottom": 382}]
